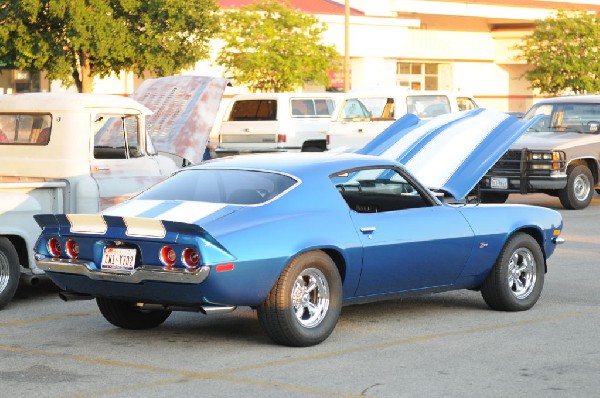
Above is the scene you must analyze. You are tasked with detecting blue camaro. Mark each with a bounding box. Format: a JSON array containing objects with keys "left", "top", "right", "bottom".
[{"left": 34, "top": 109, "right": 564, "bottom": 346}]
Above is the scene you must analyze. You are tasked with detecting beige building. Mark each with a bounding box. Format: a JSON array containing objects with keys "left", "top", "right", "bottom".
[{"left": 1, "top": 0, "right": 599, "bottom": 113}]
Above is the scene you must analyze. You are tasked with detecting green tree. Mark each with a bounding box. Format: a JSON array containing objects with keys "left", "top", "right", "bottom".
[
  {"left": 216, "top": 0, "right": 340, "bottom": 92},
  {"left": 0, "top": 0, "right": 220, "bottom": 93},
  {"left": 516, "top": 10, "right": 600, "bottom": 95}
]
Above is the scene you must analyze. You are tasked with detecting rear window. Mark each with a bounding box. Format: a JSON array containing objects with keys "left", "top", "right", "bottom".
[
  {"left": 228, "top": 100, "right": 277, "bottom": 121},
  {"left": 406, "top": 95, "right": 451, "bottom": 118},
  {"left": 137, "top": 169, "right": 298, "bottom": 205},
  {"left": 291, "top": 99, "right": 336, "bottom": 117},
  {"left": 0, "top": 114, "right": 52, "bottom": 145}
]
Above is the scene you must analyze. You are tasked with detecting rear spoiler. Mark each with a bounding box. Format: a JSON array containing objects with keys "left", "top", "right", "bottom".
[{"left": 34, "top": 213, "right": 224, "bottom": 249}]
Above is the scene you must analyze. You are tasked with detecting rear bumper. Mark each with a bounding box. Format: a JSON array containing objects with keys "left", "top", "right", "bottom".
[{"left": 36, "top": 255, "right": 210, "bottom": 284}]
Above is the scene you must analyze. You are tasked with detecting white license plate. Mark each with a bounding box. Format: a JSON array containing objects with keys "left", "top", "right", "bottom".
[
  {"left": 490, "top": 177, "right": 508, "bottom": 190},
  {"left": 101, "top": 247, "right": 136, "bottom": 272}
]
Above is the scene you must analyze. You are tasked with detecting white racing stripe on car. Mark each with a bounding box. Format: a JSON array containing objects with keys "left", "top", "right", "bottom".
[
  {"left": 102, "top": 200, "right": 167, "bottom": 217},
  {"left": 378, "top": 112, "right": 468, "bottom": 161},
  {"left": 123, "top": 217, "right": 166, "bottom": 238},
  {"left": 404, "top": 111, "right": 508, "bottom": 188},
  {"left": 67, "top": 214, "right": 108, "bottom": 235},
  {"left": 153, "top": 201, "right": 227, "bottom": 224}
]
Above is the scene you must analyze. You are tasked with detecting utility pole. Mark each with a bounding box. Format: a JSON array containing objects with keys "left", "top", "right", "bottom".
[{"left": 344, "top": 0, "right": 350, "bottom": 92}]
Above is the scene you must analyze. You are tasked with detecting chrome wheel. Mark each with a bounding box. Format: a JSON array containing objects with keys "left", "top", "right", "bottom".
[
  {"left": 291, "top": 267, "right": 330, "bottom": 328},
  {"left": 507, "top": 247, "right": 536, "bottom": 299},
  {"left": 573, "top": 173, "right": 591, "bottom": 202}
]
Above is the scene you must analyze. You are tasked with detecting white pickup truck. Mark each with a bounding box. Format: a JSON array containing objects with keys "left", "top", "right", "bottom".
[{"left": 0, "top": 76, "right": 227, "bottom": 308}]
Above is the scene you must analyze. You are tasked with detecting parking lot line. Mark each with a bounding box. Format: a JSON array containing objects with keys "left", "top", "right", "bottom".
[
  {"left": 0, "top": 310, "right": 595, "bottom": 397},
  {"left": 0, "top": 311, "right": 97, "bottom": 327}
]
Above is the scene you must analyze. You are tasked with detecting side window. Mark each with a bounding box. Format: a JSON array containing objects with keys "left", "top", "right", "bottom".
[
  {"left": 0, "top": 114, "right": 52, "bottom": 145},
  {"left": 457, "top": 97, "right": 478, "bottom": 111},
  {"left": 93, "top": 114, "right": 144, "bottom": 159},
  {"left": 331, "top": 167, "right": 431, "bottom": 213},
  {"left": 291, "top": 99, "right": 316, "bottom": 116},
  {"left": 315, "top": 99, "right": 335, "bottom": 116},
  {"left": 341, "top": 98, "right": 371, "bottom": 119}
]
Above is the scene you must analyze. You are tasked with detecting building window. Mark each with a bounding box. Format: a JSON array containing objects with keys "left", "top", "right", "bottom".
[{"left": 396, "top": 62, "right": 439, "bottom": 91}]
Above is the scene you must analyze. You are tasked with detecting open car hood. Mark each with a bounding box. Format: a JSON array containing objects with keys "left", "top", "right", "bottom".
[
  {"left": 132, "top": 76, "right": 228, "bottom": 165},
  {"left": 357, "top": 109, "right": 539, "bottom": 200}
]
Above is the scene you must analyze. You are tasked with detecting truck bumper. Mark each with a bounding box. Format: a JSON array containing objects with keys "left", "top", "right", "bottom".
[{"left": 480, "top": 174, "right": 567, "bottom": 193}]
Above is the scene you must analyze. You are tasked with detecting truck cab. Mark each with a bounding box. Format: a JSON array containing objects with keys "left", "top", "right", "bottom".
[
  {"left": 479, "top": 95, "right": 600, "bottom": 209},
  {"left": 326, "top": 89, "right": 478, "bottom": 151},
  {"left": 0, "top": 93, "right": 177, "bottom": 308}
]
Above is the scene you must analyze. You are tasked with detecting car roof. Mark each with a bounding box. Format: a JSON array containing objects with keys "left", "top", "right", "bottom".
[
  {"left": 194, "top": 152, "right": 399, "bottom": 177},
  {"left": 0, "top": 93, "right": 151, "bottom": 114},
  {"left": 535, "top": 95, "right": 600, "bottom": 104}
]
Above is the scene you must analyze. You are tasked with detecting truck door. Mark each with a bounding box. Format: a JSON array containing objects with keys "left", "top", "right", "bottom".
[{"left": 91, "top": 112, "right": 164, "bottom": 210}]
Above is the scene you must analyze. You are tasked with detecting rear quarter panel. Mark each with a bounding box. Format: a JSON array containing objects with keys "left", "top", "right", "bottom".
[{"left": 201, "top": 175, "right": 363, "bottom": 305}]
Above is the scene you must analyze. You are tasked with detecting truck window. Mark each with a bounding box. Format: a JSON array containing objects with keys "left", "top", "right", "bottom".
[
  {"left": 228, "top": 100, "right": 277, "bottom": 121},
  {"left": 0, "top": 114, "right": 52, "bottom": 145},
  {"left": 457, "top": 97, "right": 478, "bottom": 111},
  {"left": 406, "top": 95, "right": 451, "bottom": 118},
  {"left": 93, "top": 114, "right": 144, "bottom": 159},
  {"left": 290, "top": 99, "right": 336, "bottom": 117}
]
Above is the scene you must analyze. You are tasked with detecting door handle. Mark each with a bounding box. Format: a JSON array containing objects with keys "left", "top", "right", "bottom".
[
  {"left": 360, "top": 227, "right": 376, "bottom": 233},
  {"left": 95, "top": 167, "right": 110, "bottom": 172}
]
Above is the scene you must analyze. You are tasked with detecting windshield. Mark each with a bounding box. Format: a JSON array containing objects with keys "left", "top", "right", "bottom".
[
  {"left": 137, "top": 169, "right": 298, "bottom": 205},
  {"left": 524, "top": 102, "right": 600, "bottom": 134}
]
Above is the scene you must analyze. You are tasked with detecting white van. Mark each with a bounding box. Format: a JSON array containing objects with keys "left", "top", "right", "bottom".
[
  {"left": 327, "top": 89, "right": 478, "bottom": 151},
  {"left": 217, "top": 92, "right": 338, "bottom": 154}
]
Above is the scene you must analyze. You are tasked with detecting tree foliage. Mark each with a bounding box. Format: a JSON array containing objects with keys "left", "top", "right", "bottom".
[
  {"left": 516, "top": 10, "right": 600, "bottom": 95},
  {"left": 0, "top": 0, "right": 220, "bottom": 92},
  {"left": 216, "top": 0, "right": 340, "bottom": 92}
]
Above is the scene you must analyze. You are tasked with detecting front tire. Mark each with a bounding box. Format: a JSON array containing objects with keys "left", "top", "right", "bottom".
[
  {"left": 559, "top": 164, "right": 593, "bottom": 210},
  {"left": 96, "top": 298, "right": 171, "bottom": 329},
  {"left": 0, "top": 238, "right": 20, "bottom": 310},
  {"left": 481, "top": 233, "right": 545, "bottom": 311},
  {"left": 257, "top": 250, "right": 342, "bottom": 346}
]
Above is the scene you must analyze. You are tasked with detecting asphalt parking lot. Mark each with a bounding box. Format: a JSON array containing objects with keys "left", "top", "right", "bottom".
[{"left": 1, "top": 193, "right": 599, "bottom": 398}]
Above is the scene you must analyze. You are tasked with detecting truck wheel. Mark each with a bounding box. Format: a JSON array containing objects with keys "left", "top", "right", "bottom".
[
  {"left": 559, "top": 164, "right": 593, "bottom": 210},
  {"left": 257, "top": 250, "right": 342, "bottom": 346},
  {"left": 0, "top": 238, "right": 20, "bottom": 310},
  {"left": 481, "top": 233, "right": 544, "bottom": 311},
  {"left": 96, "top": 298, "right": 171, "bottom": 329},
  {"left": 480, "top": 192, "right": 509, "bottom": 204}
]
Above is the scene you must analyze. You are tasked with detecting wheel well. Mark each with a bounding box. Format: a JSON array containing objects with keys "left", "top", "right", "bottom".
[
  {"left": 569, "top": 158, "right": 599, "bottom": 185},
  {"left": 511, "top": 227, "right": 547, "bottom": 272},
  {"left": 320, "top": 248, "right": 347, "bottom": 283},
  {"left": 2, "top": 235, "right": 29, "bottom": 269}
]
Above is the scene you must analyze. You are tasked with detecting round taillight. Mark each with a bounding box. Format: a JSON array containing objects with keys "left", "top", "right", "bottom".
[
  {"left": 47, "top": 238, "right": 61, "bottom": 257},
  {"left": 65, "top": 239, "right": 79, "bottom": 259},
  {"left": 181, "top": 248, "right": 200, "bottom": 268},
  {"left": 159, "top": 246, "right": 177, "bottom": 267}
]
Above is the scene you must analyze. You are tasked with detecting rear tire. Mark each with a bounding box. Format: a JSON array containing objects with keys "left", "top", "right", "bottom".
[
  {"left": 96, "top": 298, "right": 171, "bottom": 329},
  {"left": 257, "top": 250, "right": 342, "bottom": 346},
  {"left": 481, "top": 233, "right": 544, "bottom": 311},
  {"left": 0, "top": 238, "right": 20, "bottom": 310},
  {"left": 559, "top": 164, "right": 593, "bottom": 210}
]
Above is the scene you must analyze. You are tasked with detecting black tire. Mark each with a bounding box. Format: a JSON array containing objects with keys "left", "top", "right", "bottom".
[
  {"left": 559, "top": 164, "right": 593, "bottom": 210},
  {"left": 481, "top": 233, "right": 545, "bottom": 311},
  {"left": 257, "top": 250, "right": 342, "bottom": 347},
  {"left": 480, "top": 192, "right": 510, "bottom": 204},
  {"left": 0, "top": 238, "right": 20, "bottom": 310},
  {"left": 96, "top": 297, "right": 171, "bottom": 330}
]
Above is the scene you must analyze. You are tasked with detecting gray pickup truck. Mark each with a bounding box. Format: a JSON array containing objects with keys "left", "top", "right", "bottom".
[{"left": 479, "top": 95, "right": 600, "bottom": 209}]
